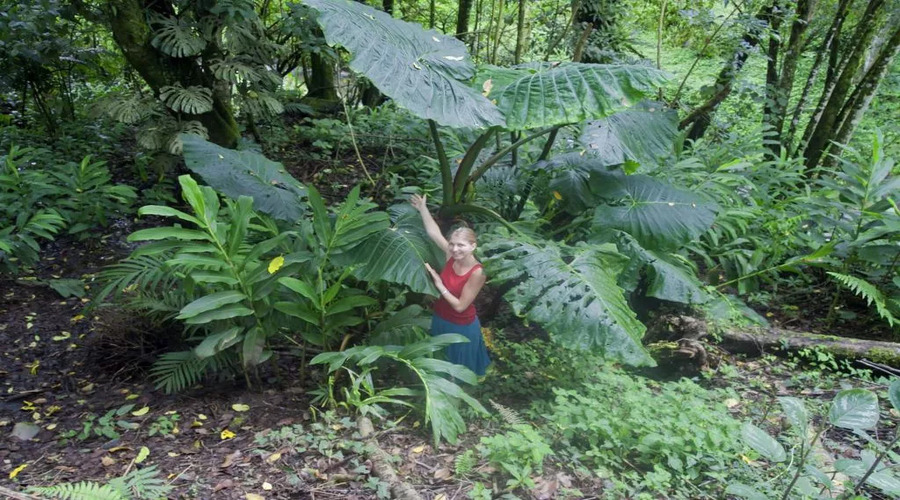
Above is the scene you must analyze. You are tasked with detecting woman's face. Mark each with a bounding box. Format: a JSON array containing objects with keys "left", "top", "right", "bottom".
[{"left": 448, "top": 234, "right": 476, "bottom": 261}]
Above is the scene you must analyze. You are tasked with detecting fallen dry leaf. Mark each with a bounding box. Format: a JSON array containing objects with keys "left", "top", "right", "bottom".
[
  {"left": 213, "top": 479, "right": 234, "bottom": 492},
  {"left": 101, "top": 455, "right": 116, "bottom": 467},
  {"left": 245, "top": 493, "right": 265, "bottom": 500},
  {"left": 433, "top": 468, "right": 451, "bottom": 480},
  {"left": 220, "top": 450, "right": 241, "bottom": 468}
]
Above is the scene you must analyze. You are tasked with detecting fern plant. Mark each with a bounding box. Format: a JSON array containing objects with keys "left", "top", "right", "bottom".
[{"left": 29, "top": 464, "right": 173, "bottom": 500}]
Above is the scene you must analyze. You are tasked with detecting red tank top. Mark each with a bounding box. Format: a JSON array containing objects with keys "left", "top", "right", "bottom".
[{"left": 433, "top": 258, "right": 482, "bottom": 324}]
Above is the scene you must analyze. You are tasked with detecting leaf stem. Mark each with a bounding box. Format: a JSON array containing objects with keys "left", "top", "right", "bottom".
[
  {"left": 469, "top": 126, "right": 561, "bottom": 183},
  {"left": 782, "top": 426, "right": 825, "bottom": 500},
  {"left": 428, "top": 120, "right": 454, "bottom": 206}
]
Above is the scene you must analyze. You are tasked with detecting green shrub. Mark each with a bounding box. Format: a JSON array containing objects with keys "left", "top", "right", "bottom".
[
  {"left": 545, "top": 367, "right": 742, "bottom": 496},
  {"left": 478, "top": 424, "right": 554, "bottom": 490}
]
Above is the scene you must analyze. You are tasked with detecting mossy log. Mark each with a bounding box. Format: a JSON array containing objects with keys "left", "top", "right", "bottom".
[{"left": 718, "top": 327, "right": 900, "bottom": 367}]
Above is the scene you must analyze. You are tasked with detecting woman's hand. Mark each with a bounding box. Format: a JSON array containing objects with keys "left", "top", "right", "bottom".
[
  {"left": 425, "top": 263, "right": 445, "bottom": 292},
  {"left": 410, "top": 193, "right": 427, "bottom": 212}
]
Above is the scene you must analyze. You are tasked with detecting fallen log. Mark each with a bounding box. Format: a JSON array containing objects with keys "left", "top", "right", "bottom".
[
  {"left": 357, "top": 417, "right": 423, "bottom": 500},
  {"left": 717, "top": 327, "right": 900, "bottom": 367}
]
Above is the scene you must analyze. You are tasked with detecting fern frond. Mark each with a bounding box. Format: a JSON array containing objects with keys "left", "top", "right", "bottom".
[
  {"left": 828, "top": 272, "right": 897, "bottom": 327},
  {"left": 28, "top": 481, "right": 127, "bottom": 500},
  {"left": 150, "top": 15, "right": 207, "bottom": 57},
  {"left": 489, "top": 399, "right": 524, "bottom": 426},
  {"left": 159, "top": 85, "right": 214, "bottom": 115},
  {"left": 150, "top": 350, "right": 210, "bottom": 394},
  {"left": 454, "top": 449, "right": 477, "bottom": 476},
  {"left": 112, "top": 465, "right": 174, "bottom": 499}
]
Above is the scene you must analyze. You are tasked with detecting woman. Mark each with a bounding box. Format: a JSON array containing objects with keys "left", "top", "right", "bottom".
[{"left": 410, "top": 194, "right": 491, "bottom": 376}]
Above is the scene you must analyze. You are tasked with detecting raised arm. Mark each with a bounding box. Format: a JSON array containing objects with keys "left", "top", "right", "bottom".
[{"left": 410, "top": 194, "right": 450, "bottom": 259}]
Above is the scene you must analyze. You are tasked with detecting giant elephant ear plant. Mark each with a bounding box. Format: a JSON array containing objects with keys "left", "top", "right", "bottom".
[{"left": 299, "top": 0, "right": 668, "bottom": 210}]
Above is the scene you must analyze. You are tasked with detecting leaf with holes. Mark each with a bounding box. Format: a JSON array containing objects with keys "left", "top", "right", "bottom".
[{"left": 159, "top": 85, "right": 213, "bottom": 114}]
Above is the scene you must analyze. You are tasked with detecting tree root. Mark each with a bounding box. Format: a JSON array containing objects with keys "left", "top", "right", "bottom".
[{"left": 357, "top": 417, "right": 423, "bottom": 500}]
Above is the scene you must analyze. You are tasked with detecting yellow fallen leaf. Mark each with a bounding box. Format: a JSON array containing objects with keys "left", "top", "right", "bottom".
[
  {"left": 46, "top": 423, "right": 57, "bottom": 430},
  {"left": 135, "top": 446, "right": 150, "bottom": 464},
  {"left": 553, "top": 191, "right": 563, "bottom": 200},
  {"left": 246, "top": 494, "right": 265, "bottom": 500},
  {"left": 221, "top": 429, "right": 236, "bottom": 440},
  {"left": 125, "top": 394, "right": 140, "bottom": 400},
  {"left": 266, "top": 452, "right": 281, "bottom": 463},
  {"left": 167, "top": 452, "right": 180, "bottom": 457},
  {"left": 267, "top": 255, "right": 285, "bottom": 274},
  {"left": 108, "top": 446, "right": 132, "bottom": 453},
  {"left": 9, "top": 463, "right": 27, "bottom": 479},
  {"left": 198, "top": 414, "right": 208, "bottom": 420},
  {"left": 411, "top": 444, "right": 425, "bottom": 454},
  {"left": 132, "top": 406, "right": 150, "bottom": 416},
  {"left": 232, "top": 403, "right": 250, "bottom": 412},
  {"left": 71, "top": 314, "right": 85, "bottom": 323},
  {"left": 262, "top": 482, "right": 273, "bottom": 491},
  {"left": 434, "top": 494, "right": 447, "bottom": 500}
]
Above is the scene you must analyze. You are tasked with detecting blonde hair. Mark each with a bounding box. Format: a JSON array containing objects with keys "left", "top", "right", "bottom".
[{"left": 449, "top": 226, "right": 477, "bottom": 245}]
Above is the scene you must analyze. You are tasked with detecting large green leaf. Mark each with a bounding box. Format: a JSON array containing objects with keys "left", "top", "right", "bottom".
[
  {"left": 302, "top": 0, "right": 503, "bottom": 129},
  {"left": 180, "top": 134, "right": 307, "bottom": 222},
  {"left": 482, "top": 237, "right": 653, "bottom": 366},
  {"left": 579, "top": 101, "right": 678, "bottom": 169},
  {"left": 599, "top": 230, "right": 706, "bottom": 304},
  {"left": 591, "top": 170, "right": 717, "bottom": 251},
  {"left": 343, "top": 204, "right": 445, "bottom": 294},
  {"left": 740, "top": 422, "right": 786, "bottom": 462},
  {"left": 828, "top": 388, "right": 879, "bottom": 430},
  {"left": 497, "top": 63, "right": 668, "bottom": 130},
  {"left": 176, "top": 291, "right": 248, "bottom": 320}
]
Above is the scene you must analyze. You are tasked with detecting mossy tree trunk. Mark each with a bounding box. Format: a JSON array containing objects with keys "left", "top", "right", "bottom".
[
  {"left": 104, "top": 0, "right": 240, "bottom": 148},
  {"left": 801, "top": 0, "right": 886, "bottom": 170}
]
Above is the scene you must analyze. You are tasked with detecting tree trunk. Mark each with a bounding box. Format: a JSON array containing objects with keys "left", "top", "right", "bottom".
[
  {"left": 456, "top": 0, "right": 474, "bottom": 41},
  {"left": 306, "top": 51, "right": 339, "bottom": 104},
  {"left": 105, "top": 0, "right": 239, "bottom": 148},
  {"left": 762, "top": 3, "right": 784, "bottom": 154},
  {"left": 718, "top": 327, "right": 900, "bottom": 367},
  {"left": 826, "top": 21, "right": 900, "bottom": 161},
  {"left": 679, "top": 3, "right": 772, "bottom": 142},
  {"left": 575, "top": 0, "right": 621, "bottom": 63},
  {"left": 786, "top": 0, "right": 851, "bottom": 152},
  {"left": 429, "top": 0, "right": 436, "bottom": 28},
  {"left": 802, "top": 0, "right": 886, "bottom": 170},
  {"left": 514, "top": 0, "right": 527, "bottom": 64},
  {"left": 490, "top": 0, "right": 506, "bottom": 64},
  {"left": 767, "top": 0, "right": 815, "bottom": 156}
]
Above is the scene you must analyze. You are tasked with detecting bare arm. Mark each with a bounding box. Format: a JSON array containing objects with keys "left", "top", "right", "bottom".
[
  {"left": 425, "top": 264, "right": 487, "bottom": 313},
  {"left": 410, "top": 194, "right": 450, "bottom": 259}
]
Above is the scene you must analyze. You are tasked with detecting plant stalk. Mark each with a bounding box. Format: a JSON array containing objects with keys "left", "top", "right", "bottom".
[
  {"left": 428, "top": 120, "right": 454, "bottom": 206},
  {"left": 469, "top": 126, "right": 561, "bottom": 183}
]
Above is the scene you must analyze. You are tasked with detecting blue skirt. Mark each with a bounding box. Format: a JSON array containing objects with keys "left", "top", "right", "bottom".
[{"left": 430, "top": 315, "right": 491, "bottom": 377}]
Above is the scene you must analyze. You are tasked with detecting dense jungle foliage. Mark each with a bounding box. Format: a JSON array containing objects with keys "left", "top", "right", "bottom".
[{"left": 1, "top": 0, "right": 900, "bottom": 498}]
